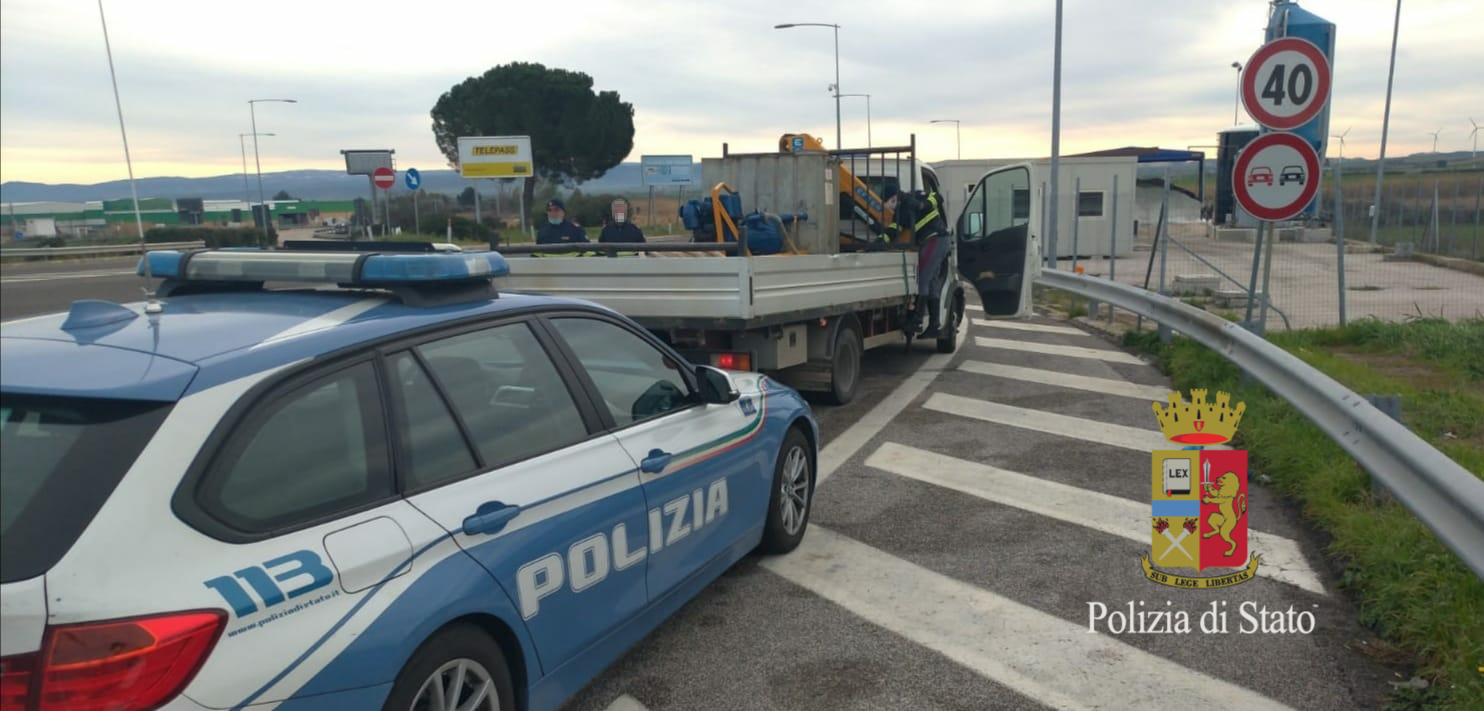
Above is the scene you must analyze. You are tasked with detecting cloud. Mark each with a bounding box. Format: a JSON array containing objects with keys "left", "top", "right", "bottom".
[{"left": 2, "top": 0, "right": 1481, "bottom": 184}]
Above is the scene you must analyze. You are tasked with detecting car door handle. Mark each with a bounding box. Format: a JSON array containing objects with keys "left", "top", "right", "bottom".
[
  {"left": 462, "top": 502, "right": 521, "bottom": 536},
  {"left": 640, "top": 449, "right": 673, "bottom": 474}
]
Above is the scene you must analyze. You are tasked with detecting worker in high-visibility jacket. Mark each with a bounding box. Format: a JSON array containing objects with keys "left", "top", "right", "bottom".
[{"left": 890, "top": 189, "right": 950, "bottom": 334}]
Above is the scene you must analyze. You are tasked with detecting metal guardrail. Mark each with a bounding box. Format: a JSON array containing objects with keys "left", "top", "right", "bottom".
[
  {"left": 0, "top": 240, "right": 205, "bottom": 260},
  {"left": 1038, "top": 268, "right": 1484, "bottom": 580}
]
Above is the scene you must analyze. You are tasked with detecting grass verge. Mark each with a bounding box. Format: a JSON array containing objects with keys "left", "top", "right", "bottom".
[{"left": 1122, "top": 317, "right": 1484, "bottom": 710}]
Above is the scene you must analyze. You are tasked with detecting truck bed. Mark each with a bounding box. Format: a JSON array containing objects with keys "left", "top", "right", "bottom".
[{"left": 498, "top": 252, "right": 919, "bottom": 329}]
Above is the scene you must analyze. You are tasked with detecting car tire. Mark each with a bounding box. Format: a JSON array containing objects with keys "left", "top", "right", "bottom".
[
  {"left": 936, "top": 293, "right": 964, "bottom": 354},
  {"left": 823, "top": 319, "right": 862, "bottom": 406},
  {"left": 758, "top": 427, "right": 814, "bottom": 555},
  {"left": 382, "top": 624, "right": 514, "bottom": 711}
]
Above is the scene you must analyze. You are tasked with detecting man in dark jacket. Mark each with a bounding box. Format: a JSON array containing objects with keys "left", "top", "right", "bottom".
[
  {"left": 536, "top": 198, "right": 589, "bottom": 245},
  {"left": 893, "top": 189, "right": 951, "bottom": 334},
  {"left": 598, "top": 198, "right": 646, "bottom": 244}
]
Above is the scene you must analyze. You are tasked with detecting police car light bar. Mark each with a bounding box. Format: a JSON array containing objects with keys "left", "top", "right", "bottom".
[{"left": 138, "top": 249, "right": 510, "bottom": 285}]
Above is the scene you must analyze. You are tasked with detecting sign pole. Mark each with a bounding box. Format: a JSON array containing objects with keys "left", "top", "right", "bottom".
[
  {"left": 1244, "top": 221, "right": 1264, "bottom": 324},
  {"left": 1071, "top": 175, "right": 1081, "bottom": 273},
  {"left": 1107, "top": 173, "right": 1119, "bottom": 323},
  {"left": 1258, "top": 220, "right": 1276, "bottom": 333},
  {"left": 1334, "top": 159, "right": 1347, "bottom": 325},
  {"left": 414, "top": 190, "right": 420, "bottom": 237},
  {"left": 518, "top": 187, "right": 527, "bottom": 242},
  {"left": 648, "top": 186, "right": 656, "bottom": 229},
  {"left": 474, "top": 188, "right": 481, "bottom": 238}
]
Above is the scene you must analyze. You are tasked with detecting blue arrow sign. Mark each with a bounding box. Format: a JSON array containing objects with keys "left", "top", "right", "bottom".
[{"left": 404, "top": 167, "right": 422, "bottom": 191}]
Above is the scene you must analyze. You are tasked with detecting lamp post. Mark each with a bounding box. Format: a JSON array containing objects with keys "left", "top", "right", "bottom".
[
  {"left": 930, "top": 119, "right": 961, "bottom": 159},
  {"left": 837, "top": 93, "right": 871, "bottom": 146},
  {"left": 774, "top": 22, "right": 841, "bottom": 150},
  {"left": 239, "top": 132, "right": 274, "bottom": 207},
  {"left": 248, "top": 98, "right": 296, "bottom": 246},
  {"left": 1231, "top": 61, "right": 1242, "bottom": 125}
]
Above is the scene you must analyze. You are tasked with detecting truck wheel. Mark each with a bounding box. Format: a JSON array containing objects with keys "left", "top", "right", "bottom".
[
  {"left": 824, "top": 320, "right": 862, "bottom": 405},
  {"left": 936, "top": 293, "right": 964, "bottom": 354}
]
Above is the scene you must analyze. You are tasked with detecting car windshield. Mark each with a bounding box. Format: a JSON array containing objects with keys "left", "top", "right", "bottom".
[{"left": 0, "top": 394, "right": 173, "bottom": 583}]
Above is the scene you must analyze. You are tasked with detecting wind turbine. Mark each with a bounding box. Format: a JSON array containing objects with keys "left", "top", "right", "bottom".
[
  {"left": 1427, "top": 128, "right": 1442, "bottom": 153},
  {"left": 1331, "top": 127, "right": 1351, "bottom": 161},
  {"left": 1469, "top": 118, "right": 1479, "bottom": 159}
]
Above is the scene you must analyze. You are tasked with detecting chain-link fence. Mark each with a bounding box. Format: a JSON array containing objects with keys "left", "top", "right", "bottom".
[
  {"left": 1331, "top": 170, "right": 1482, "bottom": 260},
  {"left": 1045, "top": 168, "right": 1484, "bottom": 333}
]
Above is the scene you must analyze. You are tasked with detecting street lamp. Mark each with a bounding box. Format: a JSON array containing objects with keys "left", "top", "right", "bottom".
[
  {"left": 248, "top": 98, "right": 297, "bottom": 245},
  {"left": 774, "top": 22, "right": 841, "bottom": 150},
  {"left": 837, "top": 93, "right": 871, "bottom": 147},
  {"left": 930, "top": 119, "right": 961, "bottom": 159},
  {"left": 239, "top": 132, "right": 274, "bottom": 206},
  {"left": 1231, "top": 62, "right": 1242, "bottom": 125}
]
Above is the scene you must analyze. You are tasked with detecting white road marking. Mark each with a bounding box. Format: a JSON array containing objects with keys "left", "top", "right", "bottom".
[
  {"left": 975, "top": 336, "right": 1146, "bottom": 364},
  {"left": 761, "top": 526, "right": 1295, "bottom": 710},
  {"left": 866, "top": 442, "right": 1325, "bottom": 595},
  {"left": 816, "top": 314, "right": 966, "bottom": 485},
  {"left": 603, "top": 695, "right": 651, "bottom": 711},
  {"left": 958, "top": 360, "right": 1173, "bottom": 401},
  {"left": 250, "top": 297, "right": 386, "bottom": 348},
  {"left": 0, "top": 270, "right": 137, "bottom": 284},
  {"left": 925, "top": 392, "right": 1188, "bottom": 452},
  {"left": 970, "top": 318, "right": 1086, "bottom": 335}
]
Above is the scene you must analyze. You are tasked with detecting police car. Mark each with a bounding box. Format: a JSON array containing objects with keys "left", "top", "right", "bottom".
[{"left": 0, "top": 243, "right": 819, "bottom": 711}]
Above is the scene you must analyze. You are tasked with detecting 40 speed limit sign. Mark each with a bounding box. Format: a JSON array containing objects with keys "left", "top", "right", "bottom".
[{"left": 1241, "top": 37, "right": 1331, "bottom": 131}]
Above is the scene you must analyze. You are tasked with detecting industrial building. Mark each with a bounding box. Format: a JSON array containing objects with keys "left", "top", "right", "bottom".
[{"left": 2, "top": 198, "right": 357, "bottom": 240}]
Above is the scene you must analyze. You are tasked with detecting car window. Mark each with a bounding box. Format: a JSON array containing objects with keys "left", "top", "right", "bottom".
[
  {"left": 0, "top": 395, "right": 172, "bottom": 583},
  {"left": 389, "top": 352, "right": 479, "bottom": 490},
  {"left": 549, "top": 317, "right": 693, "bottom": 427},
  {"left": 203, "top": 362, "right": 391, "bottom": 532},
  {"left": 416, "top": 322, "right": 588, "bottom": 469}
]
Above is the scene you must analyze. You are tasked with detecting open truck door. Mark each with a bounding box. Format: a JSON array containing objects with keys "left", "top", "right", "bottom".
[{"left": 955, "top": 164, "right": 1038, "bottom": 318}]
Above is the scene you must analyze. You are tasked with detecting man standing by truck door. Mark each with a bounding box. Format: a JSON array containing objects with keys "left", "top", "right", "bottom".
[{"left": 894, "top": 189, "right": 950, "bottom": 334}]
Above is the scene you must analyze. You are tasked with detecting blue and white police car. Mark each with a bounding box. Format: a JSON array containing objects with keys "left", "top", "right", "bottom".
[{"left": 0, "top": 243, "right": 819, "bottom": 711}]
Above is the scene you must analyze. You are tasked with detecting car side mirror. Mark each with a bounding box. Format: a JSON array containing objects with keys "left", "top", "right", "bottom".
[{"left": 696, "top": 365, "right": 740, "bottom": 404}]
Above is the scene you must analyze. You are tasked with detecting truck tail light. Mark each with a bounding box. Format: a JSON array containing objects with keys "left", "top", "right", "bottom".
[
  {"left": 714, "top": 353, "right": 752, "bottom": 371},
  {"left": 0, "top": 609, "right": 226, "bottom": 711}
]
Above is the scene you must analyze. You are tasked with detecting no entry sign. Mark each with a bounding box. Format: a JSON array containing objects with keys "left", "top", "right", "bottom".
[
  {"left": 373, "top": 166, "right": 395, "bottom": 190},
  {"left": 1232, "top": 132, "right": 1321, "bottom": 222},
  {"left": 1241, "top": 37, "right": 1331, "bottom": 131}
]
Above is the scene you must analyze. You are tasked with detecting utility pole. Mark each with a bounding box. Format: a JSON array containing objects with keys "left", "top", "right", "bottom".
[{"left": 1369, "top": 0, "right": 1402, "bottom": 245}]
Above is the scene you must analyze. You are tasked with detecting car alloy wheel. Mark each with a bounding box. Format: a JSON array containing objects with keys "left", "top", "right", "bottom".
[{"left": 411, "top": 658, "right": 500, "bottom": 711}]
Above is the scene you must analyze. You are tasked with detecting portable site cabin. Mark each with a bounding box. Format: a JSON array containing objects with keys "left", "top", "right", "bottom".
[{"left": 930, "top": 156, "right": 1138, "bottom": 259}]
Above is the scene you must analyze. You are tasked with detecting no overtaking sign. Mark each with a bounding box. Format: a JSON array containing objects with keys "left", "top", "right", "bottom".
[{"left": 1231, "top": 132, "right": 1320, "bottom": 222}]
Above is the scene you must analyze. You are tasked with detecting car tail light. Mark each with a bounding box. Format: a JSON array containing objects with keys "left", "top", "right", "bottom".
[
  {"left": 714, "top": 353, "right": 752, "bottom": 371},
  {"left": 0, "top": 610, "right": 226, "bottom": 711}
]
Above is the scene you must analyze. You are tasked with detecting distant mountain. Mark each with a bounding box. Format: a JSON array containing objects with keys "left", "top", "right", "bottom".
[{"left": 0, "top": 162, "right": 689, "bottom": 203}]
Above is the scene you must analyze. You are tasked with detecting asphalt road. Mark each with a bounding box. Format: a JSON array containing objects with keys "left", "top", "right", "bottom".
[
  {"left": 1, "top": 257, "right": 145, "bottom": 321},
  {"left": 565, "top": 309, "right": 1395, "bottom": 711},
  {"left": 0, "top": 268, "right": 1397, "bottom": 709}
]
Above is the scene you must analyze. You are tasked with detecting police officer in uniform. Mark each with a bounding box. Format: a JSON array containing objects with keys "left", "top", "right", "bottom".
[
  {"left": 536, "top": 198, "right": 589, "bottom": 245},
  {"left": 598, "top": 198, "right": 646, "bottom": 244}
]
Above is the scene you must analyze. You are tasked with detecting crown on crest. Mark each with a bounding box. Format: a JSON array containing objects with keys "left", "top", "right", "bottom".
[{"left": 1151, "top": 389, "right": 1244, "bottom": 445}]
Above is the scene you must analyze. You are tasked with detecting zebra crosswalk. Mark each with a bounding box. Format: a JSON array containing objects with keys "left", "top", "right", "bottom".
[{"left": 572, "top": 307, "right": 1383, "bottom": 711}]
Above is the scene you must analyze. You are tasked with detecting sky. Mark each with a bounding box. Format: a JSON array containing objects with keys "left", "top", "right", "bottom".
[{"left": 1, "top": 0, "right": 1480, "bottom": 185}]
